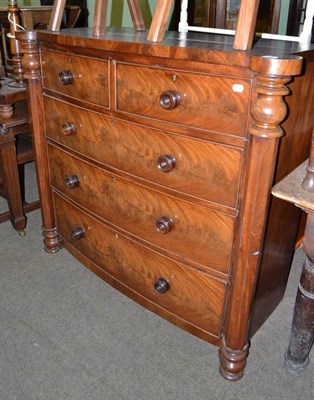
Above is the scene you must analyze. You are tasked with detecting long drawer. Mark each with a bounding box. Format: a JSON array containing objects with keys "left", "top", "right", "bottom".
[
  {"left": 48, "top": 144, "right": 235, "bottom": 274},
  {"left": 116, "top": 63, "right": 251, "bottom": 136},
  {"left": 44, "top": 96, "right": 243, "bottom": 208},
  {"left": 41, "top": 50, "right": 110, "bottom": 107},
  {"left": 54, "top": 192, "right": 226, "bottom": 335}
]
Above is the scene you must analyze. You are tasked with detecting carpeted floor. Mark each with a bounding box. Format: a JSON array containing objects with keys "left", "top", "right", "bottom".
[{"left": 0, "top": 163, "right": 313, "bottom": 400}]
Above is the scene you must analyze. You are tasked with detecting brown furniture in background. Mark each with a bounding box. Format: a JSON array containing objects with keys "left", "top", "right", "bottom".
[
  {"left": 17, "top": 0, "right": 314, "bottom": 381},
  {"left": 0, "top": 95, "right": 39, "bottom": 234},
  {"left": 0, "top": 1, "right": 36, "bottom": 234},
  {"left": 272, "top": 131, "right": 314, "bottom": 376},
  {"left": 19, "top": 4, "right": 81, "bottom": 31},
  {"left": 0, "top": 0, "right": 80, "bottom": 234},
  {"left": 40, "top": 0, "right": 88, "bottom": 28}
]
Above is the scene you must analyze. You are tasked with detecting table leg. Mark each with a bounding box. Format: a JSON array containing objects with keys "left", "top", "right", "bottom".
[
  {"left": 284, "top": 213, "right": 314, "bottom": 375},
  {"left": 0, "top": 135, "right": 27, "bottom": 234}
]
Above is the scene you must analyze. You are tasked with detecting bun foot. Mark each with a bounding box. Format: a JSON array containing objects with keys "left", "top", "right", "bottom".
[
  {"left": 42, "top": 227, "right": 60, "bottom": 253},
  {"left": 219, "top": 339, "right": 249, "bottom": 381}
]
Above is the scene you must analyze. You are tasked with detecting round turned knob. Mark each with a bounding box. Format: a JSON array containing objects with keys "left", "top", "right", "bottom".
[
  {"left": 65, "top": 175, "right": 80, "bottom": 189},
  {"left": 154, "top": 278, "right": 170, "bottom": 294},
  {"left": 59, "top": 70, "right": 74, "bottom": 85},
  {"left": 62, "top": 122, "right": 76, "bottom": 136},
  {"left": 72, "top": 226, "right": 85, "bottom": 240},
  {"left": 157, "top": 155, "right": 176, "bottom": 173},
  {"left": 160, "top": 90, "right": 181, "bottom": 110},
  {"left": 156, "top": 216, "right": 172, "bottom": 234}
]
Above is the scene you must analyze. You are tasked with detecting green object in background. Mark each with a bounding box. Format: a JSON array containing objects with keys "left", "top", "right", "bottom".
[{"left": 110, "top": 0, "right": 152, "bottom": 29}]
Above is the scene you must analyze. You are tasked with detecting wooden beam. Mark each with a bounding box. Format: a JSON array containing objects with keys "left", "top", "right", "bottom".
[
  {"left": 127, "top": 0, "right": 145, "bottom": 31},
  {"left": 233, "top": 0, "right": 260, "bottom": 50},
  {"left": 48, "top": 0, "right": 66, "bottom": 31},
  {"left": 147, "top": 0, "right": 173, "bottom": 42},
  {"left": 93, "top": 0, "right": 108, "bottom": 37}
]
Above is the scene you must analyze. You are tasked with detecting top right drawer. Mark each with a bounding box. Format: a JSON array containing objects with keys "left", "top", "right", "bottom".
[{"left": 116, "top": 63, "right": 251, "bottom": 137}]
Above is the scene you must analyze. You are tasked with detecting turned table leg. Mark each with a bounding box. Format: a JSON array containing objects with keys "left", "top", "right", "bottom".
[
  {"left": 284, "top": 213, "right": 314, "bottom": 375},
  {"left": 0, "top": 134, "right": 27, "bottom": 234}
]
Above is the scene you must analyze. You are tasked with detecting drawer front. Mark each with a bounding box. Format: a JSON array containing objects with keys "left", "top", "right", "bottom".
[
  {"left": 54, "top": 193, "right": 226, "bottom": 335},
  {"left": 41, "top": 50, "right": 109, "bottom": 107},
  {"left": 116, "top": 63, "right": 250, "bottom": 136},
  {"left": 48, "top": 144, "right": 235, "bottom": 274},
  {"left": 44, "top": 97, "right": 242, "bottom": 208}
]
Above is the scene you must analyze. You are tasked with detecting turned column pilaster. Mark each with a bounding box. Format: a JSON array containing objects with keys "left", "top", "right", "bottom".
[
  {"left": 16, "top": 30, "right": 59, "bottom": 253},
  {"left": 219, "top": 55, "right": 303, "bottom": 381}
]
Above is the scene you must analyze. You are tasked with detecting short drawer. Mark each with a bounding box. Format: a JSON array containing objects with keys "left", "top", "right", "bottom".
[
  {"left": 116, "top": 63, "right": 251, "bottom": 136},
  {"left": 41, "top": 50, "right": 109, "bottom": 107},
  {"left": 44, "top": 97, "right": 242, "bottom": 208},
  {"left": 48, "top": 144, "right": 235, "bottom": 274},
  {"left": 54, "top": 193, "right": 226, "bottom": 336}
]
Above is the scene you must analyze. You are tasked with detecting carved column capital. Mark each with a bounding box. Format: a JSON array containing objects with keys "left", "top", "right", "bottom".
[
  {"left": 16, "top": 31, "right": 40, "bottom": 81},
  {"left": 249, "top": 55, "right": 303, "bottom": 139}
]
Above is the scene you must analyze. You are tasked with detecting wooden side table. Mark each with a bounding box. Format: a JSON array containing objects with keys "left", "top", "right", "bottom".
[
  {"left": 272, "top": 133, "right": 314, "bottom": 375},
  {"left": 0, "top": 99, "right": 40, "bottom": 234},
  {"left": 0, "top": 78, "right": 27, "bottom": 119}
]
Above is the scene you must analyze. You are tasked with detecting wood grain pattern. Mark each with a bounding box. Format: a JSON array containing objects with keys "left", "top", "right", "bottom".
[
  {"left": 41, "top": 50, "right": 109, "bottom": 107},
  {"left": 54, "top": 192, "right": 226, "bottom": 335},
  {"left": 48, "top": 144, "right": 235, "bottom": 274},
  {"left": 116, "top": 63, "right": 251, "bottom": 136},
  {"left": 43, "top": 96, "right": 243, "bottom": 208}
]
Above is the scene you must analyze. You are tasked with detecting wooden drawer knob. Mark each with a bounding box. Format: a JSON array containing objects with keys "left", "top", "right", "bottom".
[
  {"left": 154, "top": 277, "right": 170, "bottom": 294},
  {"left": 72, "top": 226, "right": 85, "bottom": 240},
  {"left": 156, "top": 216, "right": 172, "bottom": 234},
  {"left": 160, "top": 90, "right": 181, "bottom": 110},
  {"left": 62, "top": 122, "right": 76, "bottom": 136},
  {"left": 65, "top": 174, "right": 80, "bottom": 189},
  {"left": 59, "top": 70, "right": 74, "bottom": 85},
  {"left": 157, "top": 155, "right": 176, "bottom": 173}
]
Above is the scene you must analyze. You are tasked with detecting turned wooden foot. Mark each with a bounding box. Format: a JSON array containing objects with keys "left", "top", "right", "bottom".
[
  {"left": 42, "top": 226, "right": 60, "bottom": 253},
  {"left": 219, "top": 338, "right": 250, "bottom": 381}
]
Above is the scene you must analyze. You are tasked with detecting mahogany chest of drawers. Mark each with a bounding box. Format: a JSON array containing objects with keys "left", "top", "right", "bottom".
[{"left": 19, "top": 28, "right": 314, "bottom": 380}]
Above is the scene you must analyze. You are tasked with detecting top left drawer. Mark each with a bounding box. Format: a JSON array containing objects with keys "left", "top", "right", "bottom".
[{"left": 41, "top": 50, "right": 110, "bottom": 107}]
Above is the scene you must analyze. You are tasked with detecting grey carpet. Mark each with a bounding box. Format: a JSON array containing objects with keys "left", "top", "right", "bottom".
[{"left": 0, "top": 163, "right": 313, "bottom": 400}]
